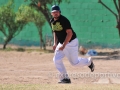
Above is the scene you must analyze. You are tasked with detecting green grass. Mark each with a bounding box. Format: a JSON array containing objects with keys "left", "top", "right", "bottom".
[{"left": 0, "top": 84, "right": 120, "bottom": 90}]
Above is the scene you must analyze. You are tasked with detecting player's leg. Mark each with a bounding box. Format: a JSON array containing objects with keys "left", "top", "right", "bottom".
[
  {"left": 53, "top": 43, "right": 70, "bottom": 83},
  {"left": 63, "top": 38, "right": 94, "bottom": 71}
]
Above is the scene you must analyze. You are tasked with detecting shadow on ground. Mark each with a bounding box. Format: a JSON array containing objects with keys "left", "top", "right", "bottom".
[{"left": 93, "top": 51, "right": 120, "bottom": 60}]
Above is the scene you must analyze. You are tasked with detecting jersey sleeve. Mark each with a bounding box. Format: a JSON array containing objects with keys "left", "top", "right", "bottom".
[{"left": 64, "top": 18, "right": 72, "bottom": 30}]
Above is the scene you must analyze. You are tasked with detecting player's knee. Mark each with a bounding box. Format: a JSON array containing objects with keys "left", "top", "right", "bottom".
[
  {"left": 53, "top": 56, "right": 57, "bottom": 62},
  {"left": 69, "top": 60, "right": 79, "bottom": 66},
  {"left": 53, "top": 57, "right": 61, "bottom": 64},
  {"left": 70, "top": 63, "right": 76, "bottom": 66}
]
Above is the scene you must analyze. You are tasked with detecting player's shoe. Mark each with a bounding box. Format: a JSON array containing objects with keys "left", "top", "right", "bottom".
[
  {"left": 88, "top": 61, "right": 95, "bottom": 72},
  {"left": 58, "top": 78, "right": 71, "bottom": 84}
]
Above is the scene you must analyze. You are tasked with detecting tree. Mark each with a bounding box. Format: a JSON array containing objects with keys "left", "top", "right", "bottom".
[
  {"left": 16, "top": 5, "right": 46, "bottom": 49},
  {"left": 0, "top": 0, "right": 28, "bottom": 49},
  {"left": 25, "top": 0, "right": 70, "bottom": 30},
  {"left": 33, "top": 11, "right": 46, "bottom": 50},
  {"left": 98, "top": 0, "right": 120, "bottom": 37}
]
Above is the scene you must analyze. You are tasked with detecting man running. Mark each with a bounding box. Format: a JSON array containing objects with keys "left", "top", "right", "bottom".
[{"left": 50, "top": 5, "right": 95, "bottom": 83}]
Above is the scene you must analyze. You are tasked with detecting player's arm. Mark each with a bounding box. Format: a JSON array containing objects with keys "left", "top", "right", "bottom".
[
  {"left": 53, "top": 32, "right": 58, "bottom": 50},
  {"left": 63, "top": 29, "right": 73, "bottom": 47},
  {"left": 53, "top": 32, "right": 58, "bottom": 46}
]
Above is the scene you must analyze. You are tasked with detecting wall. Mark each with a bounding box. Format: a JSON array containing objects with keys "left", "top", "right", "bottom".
[
  {"left": 60, "top": 0, "right": 119, "bottom": 48},
  {"left": 0, "top": 0, "right": 119, "bottom": 48}
]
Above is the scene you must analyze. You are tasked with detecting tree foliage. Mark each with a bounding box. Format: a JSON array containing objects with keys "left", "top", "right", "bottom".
[
  {"left": 0, "top": 0, "right": 28, "bottom": 49},
  {"left": 0, "top": 0, "right": 46, "bottom": 49},
  {"left": 16, "top": 5, "right": 46, "bottom": 49},
  {"left": 16, "top": 5, "right": 45, "bottom": 25}
]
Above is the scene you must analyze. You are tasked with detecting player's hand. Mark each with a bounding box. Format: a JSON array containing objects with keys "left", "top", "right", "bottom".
[
  {"left": 53, "top": 44, "right": 57, "bottom": 51},
  {"left": 59, "top": 45, "right": 65, "bottom": 51}
]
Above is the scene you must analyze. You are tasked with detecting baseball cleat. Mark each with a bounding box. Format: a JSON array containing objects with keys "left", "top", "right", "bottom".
[
  {"left": 58, "top": 78, "right": 71, "bottom": 84},
  {"left": 88, "top": 61, "right": 95, "bottom": 72}
]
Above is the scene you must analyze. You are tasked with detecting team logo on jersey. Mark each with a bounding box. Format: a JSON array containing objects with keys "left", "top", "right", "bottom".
[{"left": 51, "top": 22, "right": 63, "bottom": 31}]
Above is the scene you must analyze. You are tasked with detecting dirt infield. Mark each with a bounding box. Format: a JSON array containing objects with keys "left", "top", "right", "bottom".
[{"left": 0, "top": 48, "right": 120, "bottom": 84}]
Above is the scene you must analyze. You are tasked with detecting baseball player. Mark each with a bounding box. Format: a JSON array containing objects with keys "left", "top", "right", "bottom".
[{"left": 50, "top": 5, "right": 95, "bottom": 83}]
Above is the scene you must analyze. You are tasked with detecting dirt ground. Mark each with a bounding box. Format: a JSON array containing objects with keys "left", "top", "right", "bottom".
[{"left": 0, "top": 46, "right": 120, "bottom": 84}]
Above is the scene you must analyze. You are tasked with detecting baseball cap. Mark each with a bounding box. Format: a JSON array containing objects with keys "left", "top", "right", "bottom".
[{"left": 51, "top": 5, "right": 61, "bottom": 12}]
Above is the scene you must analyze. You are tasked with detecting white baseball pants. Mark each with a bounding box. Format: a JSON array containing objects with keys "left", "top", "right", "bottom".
[{"left": 53, "top": 38, "right": 91, "bottom": 80}]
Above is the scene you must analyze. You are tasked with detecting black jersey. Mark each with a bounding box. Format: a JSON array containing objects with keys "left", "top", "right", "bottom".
[{"left": 50, "top": 15, "right": 77, "bottom": 44}]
